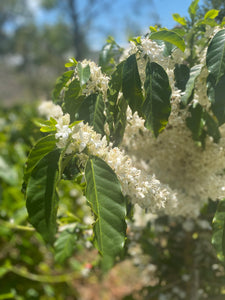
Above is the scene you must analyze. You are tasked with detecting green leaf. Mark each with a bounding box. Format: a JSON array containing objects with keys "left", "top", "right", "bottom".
[
  {"left": 26, "top": 150, "right": 60, "bottom": 244},
  {"left": 63, "top": 79, "right": 83, "bottom": 122},
  {"left": 99, "top": 43, "right": 114, "bottom": 72},
  {"left": 112, "top": 96, "right": 128, "bottom": 147},
  {"left": 196, "top": 18, "right": 218, "bottom": 27},
  {"left": 150, "top": 30, "right": 185, "bottom": 52},
  {"left": 204, "top": 9, "right": 219, "bottom": 19},
  {"left": 54, "top": 228, "right": 77, "bottom": 263},
  {"left": 107, "top": 61, "right": 124, "bottom": 120},
  {"left": 52, "top": 70, "right": 74, "bottom": 102},
  {"left": 174, "top": 63, "right": 190, "bottom": 92},
  {"left": 99, "top": 37, "right": 122, "bottom": 74},
  {"left": 163, "top": 41, "right": 176, "bottom": 57},
  {"left": 186, "top": 102, "right": 206, "bottom": 147},
  {"left": 171, "top": 27, "right": 186, "bottom": 37},
  {"left": 172, "top": 13, "right": 187, "bottom": 26},
  {"left": 186, "top": 102, "right": 220, "bottom": 145},
  {"left": 76, "top": 93, "right": 106, "bottom": 136},
  {"left": 85, "top": 156, "right": 126, "bottom": 271},
  {"left": 149, "top": 26, "right": 157, "bottom": 32},
  {"left": 207, "top": 73, "right": 225, "bottom": 125},
  {"left": 122, "top": 54, "right": 143, "bottom": 114},
  {"left": 77, "top": 62, "right": 91, "bottom": 86},
  {"left": 24, "top": 135, "right": 57, "bottom": 186},
  {"left": 39, "top": 117, "right": 57, "bottom": 133},
  {"left": 65, "top": 57, "right": 77, "bottom": 68},
  {"left": 206, "top": 29, "right": 225, "bottom": 84},
  {"left": 188, "top": 0, "right": 199, "bottom": 20},
  {"left": 142, "top": 61, "right": 171, "bottom": 137},
  {"left": 181, "top": 64, "right": 203, "bottom": 106},
  {"left": 107, "top": 61, "right": 127, "bottom": 145},
  {"left": 129, "top": 36, "right": 142, "bottom": 45},
  {"left": 212, "top": 199, "right": 225, "bottom": 262},
  {"left": 204, "top": 111, "right": 221, "bottom": 143}
]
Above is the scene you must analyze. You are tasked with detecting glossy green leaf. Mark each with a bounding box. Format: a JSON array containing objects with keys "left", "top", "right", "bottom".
[
  {"left": 206, "top": 29, "right": 225, "bottom": 84},
  {"left": 77, "top": 62, "right": 91, "bottom": 86},
  {"left": 174, "top": 63, "right": 190, "bottom": 92},
  {"left": 172, "top": 13, "right": 187, "bottom": 26},
  {"left": 204, "top": 9, "right": 219, "bottom": 19},
  {"left": 142, "top": 61, "right": 171, "bottom": 137},
  {"left": 212, "top": 199, "right": 225, "bottom": 262},
  {"left": 107, "top": 61, "right": 124, "bottom": 122},
  {"left": 186, "top": 102, "right": 220, "bottom": 145},
  {"left": 186, "top": 102, "right": 206, "bottom": 147},
  {"left": 85, "top": 156, "right": 126, "bottom": 271},
  {"left": 171, "top": 27, "right": 186, "bottom": 37},
  {"left": 181, "top": 64, "right": 203, "bottom": 106},
  {"left": 207, "top": 74, "right": 225, "bottom": 125},
  {"left": 150, "top": 30, "right": 185, "bottom": 52},
  {"left": 76, "top": 93, "right": 106, "bottom": 136},
  {"left": 107, "top": 61, "right": 127, "bottom": 145},
  {"left": 112, "top": 95, "right": 128, "bottom": 147},
  {"left": 23, "top": 135, "right": 57, "bottom": 186},
  {"left": 54, "top": 228, "right": 77, "bottom": 263},
  {"left": 99, "top": 37, "right": 122, "bottom": 74},
  {"left": 26, "top": 150, "right": 60, "bottom": 243},
  {"left": 52, "top": 70, "right": 74, "bottom": 102},
  {"left": 122, "top": 54, "right": 143, "bottom": 114},
  {"left": 63, "top": 79, "right": 83, "bottom": 122},
  {"left": 99, "top": 43, "right": 114, "bottom": 72}
]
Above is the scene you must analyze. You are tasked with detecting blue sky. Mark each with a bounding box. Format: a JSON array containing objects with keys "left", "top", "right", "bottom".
[
  {"left": 154, "top": 0, "right": 205, "bottom": 27},
  {"left": 89, "top": 0, "right": 205, "bottom": 49},
  {"left": 30, "top": 0, "right": 206, "bottom": 50}
]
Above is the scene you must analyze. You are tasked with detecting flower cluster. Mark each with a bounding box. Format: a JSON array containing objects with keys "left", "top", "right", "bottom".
[
  {"left": 38, "top": 101, "right": 180, "bottom": 213},
  {"left": 121, "top": 36, "right": 185, "bottom": 90},
  {"left": 38, "top": 26, "right": 225, "bottom": 218},
  {"left": 38, "top": 100, "right": 63, "bottom": 120},
  {"left": 76, "top": 59, "right": 109, "bottom": 98},
  {"left": 122, "top": 96, "right": 225, "bottom": 217},
  {"left": 117, "top": 28, "right": 225, "bottom": 217}
]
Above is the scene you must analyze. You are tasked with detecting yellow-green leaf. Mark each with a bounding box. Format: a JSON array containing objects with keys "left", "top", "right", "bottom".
[
  {"left": 204, "top": 9, "right": 219, "bottom": 19},
  {"left": 172, "top": 13, "right": 187, "bottom": 26},
  {"left": 150, "top": 30, "right": 185, "bottom": 52}
]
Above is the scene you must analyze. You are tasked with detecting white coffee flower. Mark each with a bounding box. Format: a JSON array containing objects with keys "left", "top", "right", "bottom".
[
  {"left": 76, "top": 59, "right": 109, "bottom": 98},
  {"left": 38, "top": 101, "right": 63, "bottom": 120},
  {"left": 122, "top": 94, "right": 225, "bottom": 217},
  {"left": 55, "top": 113, "right": 73, "bottom": 149}
]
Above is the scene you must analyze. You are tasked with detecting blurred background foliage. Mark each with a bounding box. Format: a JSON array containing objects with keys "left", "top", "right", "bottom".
[
  {"left": 1, "top": 0, "right": 225, "bottom": 299},
  {"left": 0, "top": 0, "right": 160, "bottom": 106},
  {"left": 0, "top": 0, "right": 224, "bottom": 106}
]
